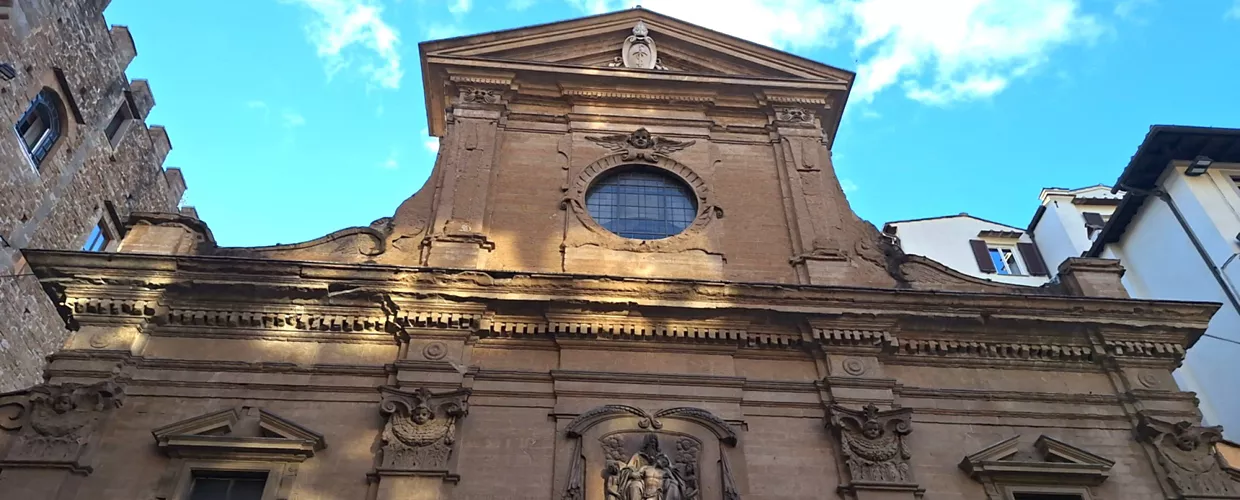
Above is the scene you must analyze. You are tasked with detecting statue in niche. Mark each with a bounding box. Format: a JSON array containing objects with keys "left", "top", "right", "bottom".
[
  {"left": 829, "top": 403, "right": 914, "bottom": 484},
  {"left": 378, "top": 386, "right": 470, "bottom": 471},
  {"left": 1138, "top": 414, "right": 1239, "bottom": 496},
  {"left": 603, "top": 434, "right": 698, "bottom": 500}
]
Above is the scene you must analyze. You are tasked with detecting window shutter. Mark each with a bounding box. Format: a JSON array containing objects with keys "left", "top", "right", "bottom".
[
  {"left": 1017, "top": 242, "right": 1050, "bottom": 276},
  {"left": 969, "top": 239, "right": 996, "bottom": 273},
  {"left": 1082, "top": 212, "right": 1105, "bottom": 229}
]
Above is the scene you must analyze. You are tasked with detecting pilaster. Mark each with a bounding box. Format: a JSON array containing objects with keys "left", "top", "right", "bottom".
[{"left": 422, "top": 72, "right": 512, "bottom": 269}]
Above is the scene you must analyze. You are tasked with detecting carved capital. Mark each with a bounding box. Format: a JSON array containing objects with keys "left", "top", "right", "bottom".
[
  {"left": 0, "top": 380, "right": 124, "bottom": 471},
  {"left": 1137, "top": 414, "right": 1240, "bottom": 498},
  {"left": 828, "top": 404, "right": 918, "bottom": 487},
  {"left": 377, "top": 386, "right": 471, "bottom": 474}
]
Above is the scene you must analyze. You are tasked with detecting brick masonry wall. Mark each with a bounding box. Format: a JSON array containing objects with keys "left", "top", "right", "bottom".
[{"left": 0, "top": 0, "right": 183, "bottom": 391}]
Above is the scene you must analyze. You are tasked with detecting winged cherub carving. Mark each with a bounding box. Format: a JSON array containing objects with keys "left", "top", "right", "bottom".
[{"left": 586, "top": 128, "right": 695, "bottom": 162}]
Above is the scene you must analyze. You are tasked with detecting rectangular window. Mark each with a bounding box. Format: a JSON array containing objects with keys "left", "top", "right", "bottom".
[
  {"left": 82, "top": 221, "right": 110, "bottom": 252},
  {"left": 1012, "top": 493, "right": 1084, "bottom": 500},
  {"left": 105, "top": 91, "right": 137, "bottom": 147},
  {"left": 988, "top": 246, "right": 1023, "bottom": 275},
  {"left": 189, "top": 472, "right": 267, "bottom": 500}
]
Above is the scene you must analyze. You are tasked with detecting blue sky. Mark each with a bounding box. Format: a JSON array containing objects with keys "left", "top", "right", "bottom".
[{"left": 104, "top": 0, "right": 1240, "bottom": 247}]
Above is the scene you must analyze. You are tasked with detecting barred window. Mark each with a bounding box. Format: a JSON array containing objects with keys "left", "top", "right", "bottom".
[{"left": 586, "top": 167, "right": 697, "bottom": 240}]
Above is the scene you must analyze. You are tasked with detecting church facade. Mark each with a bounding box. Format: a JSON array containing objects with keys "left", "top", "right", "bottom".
[{"left": 2, "top": 9, "right": 1237, "bottom": 500}]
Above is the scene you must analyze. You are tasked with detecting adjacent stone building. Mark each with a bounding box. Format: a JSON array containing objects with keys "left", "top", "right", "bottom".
[
  {"left": 0, "top": 0, "right": 187, "bottom": 391},
  {"left": 3, "top": 8, "right": 1238, "bottom": 500}
]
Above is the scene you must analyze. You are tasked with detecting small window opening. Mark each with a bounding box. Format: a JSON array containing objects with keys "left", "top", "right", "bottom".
[
  {"left": 988, "top": 246, "right": 1022, "bottom": 275},
  {"left": 105, "top": 91, "right": 137, "bottom": 147},
  {"left": 189, "top": 471, "right": 267, "bottom": 500},
  {"left": 14, "top": 88, "right": 63, "bottom": 168},
  {"left": 1012, "top": 493, "right": 1084, "bottom": 500},
  {"left": 82, "top": 221, "right": 110, "bottom": 252}
]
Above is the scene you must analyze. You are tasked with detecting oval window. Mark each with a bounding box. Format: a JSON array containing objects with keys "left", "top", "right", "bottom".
[{"left": 585, "top": 167, "right": 698, "bottom": 240}]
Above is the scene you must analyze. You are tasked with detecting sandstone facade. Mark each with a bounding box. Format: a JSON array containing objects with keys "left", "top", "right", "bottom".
[
  {"left": 2, "top": 8, "right": 1237, "bottom": 500},
  {"left": 0, "top": 0, "right": 186, "bottom": 391}
]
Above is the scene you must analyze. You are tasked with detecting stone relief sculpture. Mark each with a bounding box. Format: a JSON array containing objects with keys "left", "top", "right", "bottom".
[
  {"left": 608, "top": 21, "right": 667, "bottom": 70},
  {"left": 0, "top": 380, "right": 123, "bottom": 466},
  {"left": 377, "top": 386, "right": 470, "bottom": 472},
  {"left": 586, "top": 128, "right": 695, "bottom": 163},
  {"left": 561, "top": 405, "right": 741, "bottom": 500},
  {"left": 1137, "top": 414, "right": 1240, "bottom": 497},
  {"left": 603, "top": 433, "right": 699, "bottom": 500},
  {"left": 829, "top": 403, "right": 915, "bottom": 485}
]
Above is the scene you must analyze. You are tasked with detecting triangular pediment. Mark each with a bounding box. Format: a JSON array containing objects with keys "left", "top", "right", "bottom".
[
  {"left": 959, "top": 435, "right": 1114, "bottom": 486},
  {"left": 420, "top": 8, "right": 852, "bottom": 83},
  {"left": 152, "top": 406, "right": 326, "bottom": 459}
]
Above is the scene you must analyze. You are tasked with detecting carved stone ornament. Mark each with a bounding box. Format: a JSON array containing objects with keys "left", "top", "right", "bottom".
[
  {"left": 586, "top": 128, "right": 696, "bottom": 163},
  {"left": 1137, "top": 414, "right": 1240, "bottom": 498},
  {"left": 458, "top": 86, "right": 502, "bottom": 105},
  {"left": 774, "top": 106, "right": 814, "bottom": 124},
  {"left": 0, "top": 380, "right": 124, "bottom": 470},
  {"left": 378, "top": 386, "right": 470, "bottom": 473},
  {"left": 828, "top": 404, "right": 916, "bottom": 486},
  {"left": 561, "top": 405, "right": 740, "bottom": 500},
  {"left": 607, "top": 21, "right": 667, "bottom": 70}
]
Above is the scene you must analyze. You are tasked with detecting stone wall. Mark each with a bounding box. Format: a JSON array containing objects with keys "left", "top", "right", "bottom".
[
  {"left": 0, "top": 0, "right": 184, "bottom": 391},
  {"left": 1, "top": 250, "right": 1227, "bottom": 500}
]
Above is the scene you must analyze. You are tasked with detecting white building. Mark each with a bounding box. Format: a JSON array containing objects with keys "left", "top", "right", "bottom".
[
  {"left": 1027, "top": 185, "right": 1123, "bottom": 271},
  {"left": 885, "top": 125, "right": 1240, "bottom": 439},
  {"left": 882, "top": 214, "right": 1051, "bottom": 286},
  {"left": 1087, "top": 125, "right": 1240, "bottom": 438}
]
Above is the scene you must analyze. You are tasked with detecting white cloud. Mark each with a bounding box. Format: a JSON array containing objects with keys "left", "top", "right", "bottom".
[
  {"left": 508, "top": 0, "right": 536, "bottom": 10},
  {"left": 283, "top": 0, "right": 403, "bottom": 89},
  {"left": 246, "top": 100, "right": 268, "bottom": 110},
  {"left": 449, "top": 0, "right": 472, "bottom": 14},
  {"left": 570, "top": 0, "right": 1100, "bottom": 106},
  {"left": 426, "top": 24, "right": 469, "bottom": 40},
  {"left": 282, "top": 111, "right": 307, "bottom": 128},
  {"left": 568, "top": 0, "right": 848, "bottom": 50},
  {"left": 382, "top": 149, "right": 400, "bottom": 169},
  {"left": 421, "top": 128, "right": 441, "bottom": 154},
  {"left": 1228, "top": 0, "right": 1240, "bottom": 20},
  {"left": 840, "top": 178, "right": 860, "bottom": 193},
  {"left": 1113, "top": 0, "right": 1152, "bottom": 20}
]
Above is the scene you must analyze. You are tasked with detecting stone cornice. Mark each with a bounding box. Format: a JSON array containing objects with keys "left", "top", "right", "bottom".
[{"left": 25, "top": 251, "right": 1218, "bottom": 329}]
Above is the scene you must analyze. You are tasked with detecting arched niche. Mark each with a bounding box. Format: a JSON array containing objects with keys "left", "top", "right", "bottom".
[{"left": 559, "top": 405, "right": 745, "bottom": 500}]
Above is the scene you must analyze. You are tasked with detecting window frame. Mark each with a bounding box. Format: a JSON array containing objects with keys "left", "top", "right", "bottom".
[
  {"left": 1005, "top": 485, "right": 1092, "bottom": 500},
  {"left": 987, "top": 244, "right": 1024, "bottom": 276},
  {"left": 13, "top": 87, "right": 63, "bottom": 169},
  {"left": 172, "top": 461, "right": 281, "bottom": 500},
  {"left": 82, "top": 219, "right": 111, "bottom": 252},
  {"left": 104, "top": 90, "right": 139, "bottom": 149},
  {"left": 584, "top": 165, "right": 699, "bottom": 241}
]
